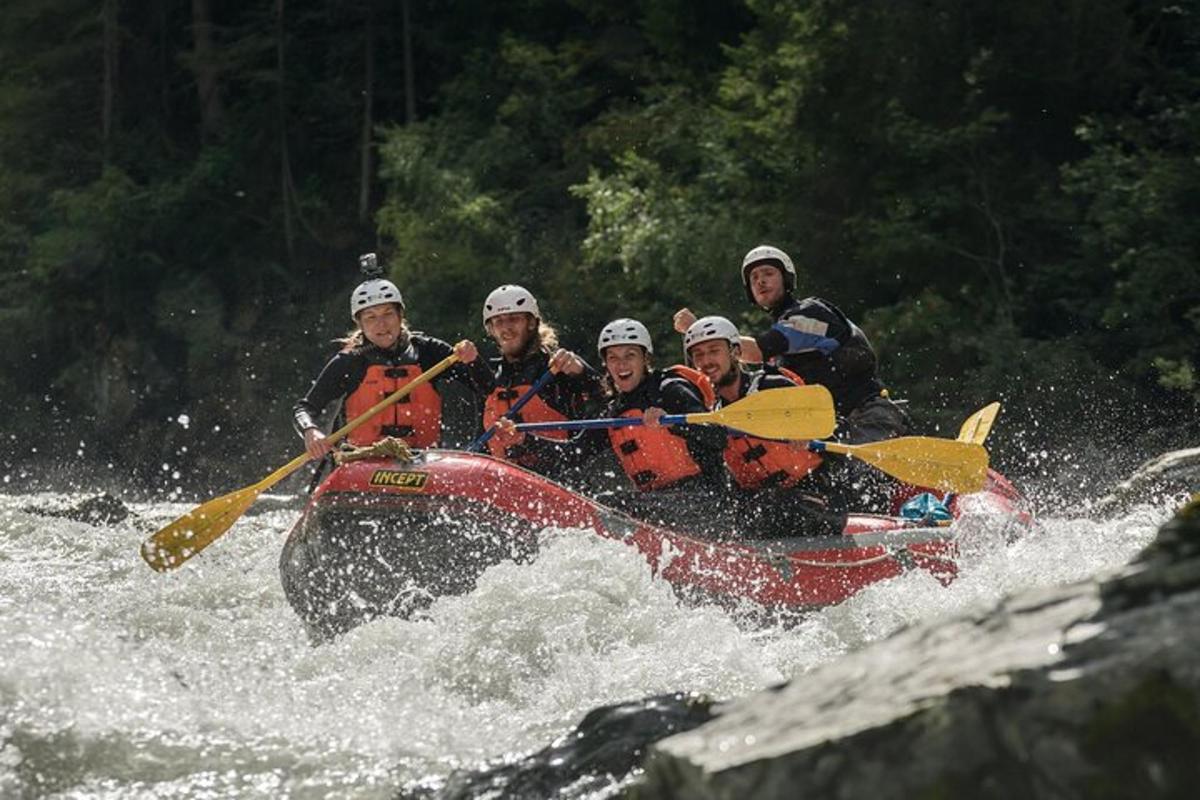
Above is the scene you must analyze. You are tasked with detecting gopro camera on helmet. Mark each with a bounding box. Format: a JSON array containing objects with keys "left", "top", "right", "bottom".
[{"left": 358, "top": 252, "right": 383, "bottom": 278}]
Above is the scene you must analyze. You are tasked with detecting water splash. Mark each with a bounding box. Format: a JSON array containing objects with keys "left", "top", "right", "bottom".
[{"left": 0, "top": 490, "right": 1168, "bottom": 798}]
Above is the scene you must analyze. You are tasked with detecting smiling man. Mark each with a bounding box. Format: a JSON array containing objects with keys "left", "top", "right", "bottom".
[
  {"left": 682, "top": 315, "right": 844, "bottom": 535},
  {"left": 478, "top": 284, "right": 601, "bottom": 471},
  {"left": 683, "top": 315, "right": 824, "bottom": 492}
]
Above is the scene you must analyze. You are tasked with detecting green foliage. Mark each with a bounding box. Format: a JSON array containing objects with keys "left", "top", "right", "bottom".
[
  {"left": 3, "top": 0, "right": 1199, "bottom": 481},
  {"left": 1063, "top": 98, "right": 1200, "bottom": 390}
]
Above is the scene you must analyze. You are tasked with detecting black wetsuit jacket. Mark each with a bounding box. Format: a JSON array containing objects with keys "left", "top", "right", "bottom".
[
  {"left": 292, "top": 332, "right": 492, "bottom": 442},
  {"left": 753, "top": 295, "right": 884, "bottom": 415}
]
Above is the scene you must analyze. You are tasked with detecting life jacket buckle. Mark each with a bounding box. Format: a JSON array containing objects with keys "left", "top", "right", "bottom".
[{"left": 743, "top": 443, "right": 768, "bottom": 462}]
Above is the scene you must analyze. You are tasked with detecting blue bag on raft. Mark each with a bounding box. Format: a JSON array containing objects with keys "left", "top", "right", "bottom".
[{"left": 899, "top": 492, "right": 953, "bottom": 523}]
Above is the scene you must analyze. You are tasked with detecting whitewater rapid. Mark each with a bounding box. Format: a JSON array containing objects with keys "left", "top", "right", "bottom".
[{"left": 0, "top": 489, "right": 1168, "bottom": 798}]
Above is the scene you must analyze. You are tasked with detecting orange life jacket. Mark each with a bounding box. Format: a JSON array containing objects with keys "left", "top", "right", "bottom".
[
  {"left": 721, "top": 367, "right": 823, "bottom": 489},
  {"left": 665, "top": 364, "right": 716, "bottom": 409},
  {"left": 723, "top": 436, "right": 823, "bottom": 489},
  {"left": 608, "top": 409, "right": 703, "bottom": 491},
  {"left": 482, "top": 384, "right": 569, "bottom": 458},
  {"left": 343, "top": 363, "right": 443, "bottom": 447},
  {"left": 606, "top": 367, "right": 711, "bottom": 491}
]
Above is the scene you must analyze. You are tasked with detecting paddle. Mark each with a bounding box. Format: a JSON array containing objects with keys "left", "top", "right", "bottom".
[
  {"left": 513, "top": 384, "right": 837, "bottom": 441},
  {"left": 469, "top": 369, "right": 555, "bottom": 451},
  {"left": 957, "top": 401, "right": 1000, "bottom": 446},
  {"left": 808, "top": 437, "right": 989, "bottom": 494},
  {"left": 139, "top": 352, "right": 461, "bottom": 573}
]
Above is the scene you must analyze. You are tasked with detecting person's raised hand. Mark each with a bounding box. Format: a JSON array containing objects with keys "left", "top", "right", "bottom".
[{"left": 673, "top": 308, "right": 697, "bottom": 335}]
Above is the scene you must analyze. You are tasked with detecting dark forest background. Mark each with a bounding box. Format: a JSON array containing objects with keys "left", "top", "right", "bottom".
[{"left": 2, "top": 0, "right": 1198, "bottom": 496}]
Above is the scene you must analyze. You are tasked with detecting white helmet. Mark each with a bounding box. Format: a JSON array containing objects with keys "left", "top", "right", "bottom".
[
  {"left": 741, "top": 244, "right": 796, "bottom": 302},
  {"left": 482, "top": 284, "right": 540, "bottom": 325},
  {"left": 684, "top": 315, "right": 741, "bottom": 352},
  {"left": 597, "top": 318, "right": 653, "bottom": 355},
  {"left": 350, "top": 278, "right": 405, "bottom": 319}
]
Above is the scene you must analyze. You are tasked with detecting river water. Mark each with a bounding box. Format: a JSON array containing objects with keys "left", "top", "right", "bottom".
[{"left": 0, "top": 482, "right": 1171, "bottom": 799}]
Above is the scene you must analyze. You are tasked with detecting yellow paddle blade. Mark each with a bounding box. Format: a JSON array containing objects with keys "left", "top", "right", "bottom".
[
  {"left": 821, "top": 436, "right": 990, "bottom": 493},
  {"left": 957, "top": 401, "right": 1001, "bottom": 446},
  {"left": 689, "top": 385, "right": 836, "bottom": 440},
  {"left": 140, "top": 451, "right": 310, "bottom": 572},
  {"left": 140, "top": 352, "right": 462, "bottom": 573},
  {"left": 141, "top": 484, "right": 265, "bottom": 572}
]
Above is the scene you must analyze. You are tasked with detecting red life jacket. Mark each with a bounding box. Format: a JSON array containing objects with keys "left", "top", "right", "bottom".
[
  {"left": 482, "top": 384, "right": 569, "bottom": 459},
  {"left": 721, "top": 367, "right": 824, "bottom": 489},
  {"left": 343, "top": 363, "right": 443, "bottom": 447},
  {"left": 606, "top": 367, "right": 711, "bottom": 491}
]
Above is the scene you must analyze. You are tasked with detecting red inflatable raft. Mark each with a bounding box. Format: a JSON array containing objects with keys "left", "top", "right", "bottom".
[{"left": 279, "top": 449, "right": 1030, "bottom": 639}]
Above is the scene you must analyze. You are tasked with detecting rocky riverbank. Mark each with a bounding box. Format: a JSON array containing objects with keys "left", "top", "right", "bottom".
[
  {"left": 416, "top": 477, "right": 1199, "bottom": 799},
  {"left": 632, "top": 495, "right": 1200, "bottom": 799}
]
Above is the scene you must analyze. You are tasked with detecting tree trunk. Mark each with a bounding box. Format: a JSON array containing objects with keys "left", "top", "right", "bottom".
[
  {"left": 102, "top": 0, "right": 119, "bottom": 160},
  {"left": 358, "top": 0, "right": 376, "bottom": 224},
  {"left": 401, "top": 0, "right": 416, "bottom": 124},
  {"left": 191, "top": 0, "right": 224, "bottom": 139},
  {"left": 276, "top": 0, "right": 295, "bottom": 259},
  {"left": 158, "top": 3, "right": 170, "bottom": 119}
]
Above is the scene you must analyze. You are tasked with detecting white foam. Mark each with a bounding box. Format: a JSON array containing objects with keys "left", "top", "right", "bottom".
[{"left": 0, "top": 491, "right": 1169, "bottom": 797}]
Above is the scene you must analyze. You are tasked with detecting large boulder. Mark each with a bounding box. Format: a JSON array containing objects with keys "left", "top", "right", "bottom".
[{"left": 634, "top": 498, "right": 1200, "bottom": 800}]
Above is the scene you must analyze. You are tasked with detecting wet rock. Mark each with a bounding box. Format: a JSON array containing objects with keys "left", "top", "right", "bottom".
[
  {"left": 1090, "top": 446, "right": 1200, "bottom": 515},
  {"left": 632, "top": 498, "right": 1200, "bottom": 800},
  {"left": 400, "top": 692, "right": 715, "bottom": 800},
  {"left": 23, "top": 493, "right": 132, "bottom": 526}
]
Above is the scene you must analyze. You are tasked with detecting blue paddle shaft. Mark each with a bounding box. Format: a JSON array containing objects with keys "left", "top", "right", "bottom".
[
  {"left": 514, "top": 414, "right": 688, "bottom": 433},
  {"left": 470, "top": 369, "right": 556, "bottom": 451}
]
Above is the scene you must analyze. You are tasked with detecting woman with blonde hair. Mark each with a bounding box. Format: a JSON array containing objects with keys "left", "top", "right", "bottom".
[{"left": 293, "top": 255, "right": 491, "bottom": 459}]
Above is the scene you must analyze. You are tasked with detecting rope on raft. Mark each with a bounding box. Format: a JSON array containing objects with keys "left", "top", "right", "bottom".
[{"left": 333, "top": 436, "right": 415, "bottom": 465}]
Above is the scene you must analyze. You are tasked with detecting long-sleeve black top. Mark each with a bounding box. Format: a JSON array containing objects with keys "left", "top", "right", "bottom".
[
  {"left": 292, "top": 332, "right": 493, "bottom": 439},
  {"left": 753, "top": 295, "right": 884, "bottom": 414}
]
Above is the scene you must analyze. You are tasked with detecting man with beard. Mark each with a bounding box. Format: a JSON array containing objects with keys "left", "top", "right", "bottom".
[
  {"left": 479, "top": 284, "right": 602, "bottom": 473},
  {"left": 494, "top": 318, "right": 729, "bottom": 529},
  {"left": 683, "top": 315, "right": 845, "bottom": 537},
  {"left": 674, "top": 244, "right": 909, "bottom": 444}
]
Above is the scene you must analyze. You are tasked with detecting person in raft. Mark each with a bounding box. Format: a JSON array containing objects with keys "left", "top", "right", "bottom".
[
  {"left": 673, "top": 244, "right": 910, "bottom": 444},
  {"left": 477, "top": 284, "right": 603, "bottom": 471},
  {"left": 294, "top": 256, "right": 491, "bottom": 460},
  {"left": 683, "top": 315, "right": 845, "bottom": 536},
  {"left": 492, "top": 318, "right": 728, "bottom": 526}
]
